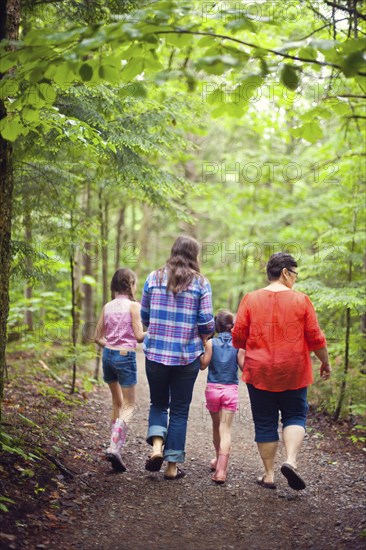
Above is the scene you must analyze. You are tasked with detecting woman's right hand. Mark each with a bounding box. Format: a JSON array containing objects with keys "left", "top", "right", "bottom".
[{"left": 320, "top": 363, "right": 331, "bottom": 380}]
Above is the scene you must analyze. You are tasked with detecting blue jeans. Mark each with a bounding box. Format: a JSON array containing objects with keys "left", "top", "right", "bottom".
[{"left": 145, "top": 357, "right": 200, "bottom": 463}]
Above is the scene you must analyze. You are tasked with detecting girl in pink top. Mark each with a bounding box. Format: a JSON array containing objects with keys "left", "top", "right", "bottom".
[{"left": 95, "top": 268, "right": 145, "bottom": 472}]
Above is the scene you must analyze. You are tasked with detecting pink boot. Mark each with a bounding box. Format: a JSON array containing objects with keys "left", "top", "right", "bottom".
[
  {"left": 106, "top": 418, "right": 128, "bottom": 472},
  {"left": 212, "top": 452, "right": 230, "bottom": 484},
  {"left": 110, "top": 418, "right": 128, "bottom": 450}
]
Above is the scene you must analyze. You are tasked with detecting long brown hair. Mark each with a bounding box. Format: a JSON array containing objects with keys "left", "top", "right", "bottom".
[
  {"left": 157, "top": 235, "right": 202, "bottom": 294},
  {"left": 110, "top": 268, "right": 137, "bottom": 301}
]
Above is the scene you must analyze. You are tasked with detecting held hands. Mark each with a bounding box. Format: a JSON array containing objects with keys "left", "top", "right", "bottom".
[{"left": 320, "top": 363, "right": 331, "bottom": 380}]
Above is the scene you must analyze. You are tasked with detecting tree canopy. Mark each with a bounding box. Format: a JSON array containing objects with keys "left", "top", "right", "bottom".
[{"left": 0, "top": 0, "right": 365, "bottom": 420}]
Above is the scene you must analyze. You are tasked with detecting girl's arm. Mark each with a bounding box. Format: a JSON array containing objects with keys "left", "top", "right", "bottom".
[
  {"left": 237, "top": 349, "right": 245, "bottom": 371},
  {"left": 94, "top": 308, "right": 107, "bottom": 348},
  {"left": 130, "top": 301, "right": 146, "bottom": 343},
  {"left": 200, "top": 339, "right": 213, "bottom": 370}
]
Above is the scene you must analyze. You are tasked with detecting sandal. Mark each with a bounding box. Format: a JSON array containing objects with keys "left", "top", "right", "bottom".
[
  {"left": 256, "top": 475, "right": 276, "bottom": 490},
  {"left": 145, "top": 453, "right": 164, "bottom": 472},
  {"left": 164, "top": 467, "right": 186, "bottom": 480},
  {"left": 280, "top": 463, "right": 306, "bottom": 491}
]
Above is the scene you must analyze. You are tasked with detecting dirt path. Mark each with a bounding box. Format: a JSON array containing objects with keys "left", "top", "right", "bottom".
[{"left": 11, "top": 350, "right": 366, "bottom": 550}]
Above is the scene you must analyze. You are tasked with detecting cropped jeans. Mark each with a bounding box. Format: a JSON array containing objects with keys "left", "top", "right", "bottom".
[{"left": 145, "top": 357, "right": 200, "bottom": 463}]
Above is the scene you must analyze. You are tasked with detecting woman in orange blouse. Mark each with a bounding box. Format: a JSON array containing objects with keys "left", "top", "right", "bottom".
[{"left": 232, "top": 252, "right": 331, "bottom": 491}]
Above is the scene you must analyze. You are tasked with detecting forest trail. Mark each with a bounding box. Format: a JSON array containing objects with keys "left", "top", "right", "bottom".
[{"left": 7, "top": 350, "right": 366, "bottom": 550}]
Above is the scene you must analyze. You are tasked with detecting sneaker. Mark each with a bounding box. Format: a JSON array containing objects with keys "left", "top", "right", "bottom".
[{"left": 105, "top": 450, "right": 127, "bottom": 472}]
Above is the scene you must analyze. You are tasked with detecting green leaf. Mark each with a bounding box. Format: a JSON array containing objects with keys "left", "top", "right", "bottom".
[
  {"left": 196, "top": 36, "right": 218, "bottom": 48},
  {"left": 121, "top": 58, "right": 144, "bottom": 81},
  {"left": 45, "top": 62, "right": 76, "bottom": 87},
  {"left": 98, "top": 64, "right": 120, "bottom": 83},
  {"left": 341, "top": 51, "right": 366, "bottom": 77},
  {"left": 39, "top": 83, "right": 57, "bottom": 103},
  {"left": 225, "top": 17, "right": 256, "bottom": 34},
  {"left": 280, "top": 64, "right": 299, "bottom": 90},
  {"left": 22, "top": 107, "right": 39, "bottom": 122},
  {"left": 292, "top": 121, "right": 323, "bottom": 143},
  {"left": 119, "top": 82, "right": 146, "bottom": 99},
  {"left": 298, "top": 47, "right": 318, "bottom": 61},
  {"left": 0, "top": 78, "right": 19, "bottom": 99},
  {"left": 240, "top": 75, "right": 264, "bottom": 101},
  {"left": 0, "top": 51, "right": 17, "bottom": 72},
  {"left": 0, "top": 117, "right": 26, "bottom": 142},
  {"left": 79, "top": 63, "right": 93, "bottom": 81},
  {"left": 341, "top": 38, "right": 366, "bottom": 55},
  {"left": 165, "top": 33, "right": 192, "bottom": 47}
]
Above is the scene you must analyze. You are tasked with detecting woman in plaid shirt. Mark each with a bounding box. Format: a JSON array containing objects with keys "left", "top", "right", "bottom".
[{"left": 141, "top": 235, "right": 214, "bottom": 480}]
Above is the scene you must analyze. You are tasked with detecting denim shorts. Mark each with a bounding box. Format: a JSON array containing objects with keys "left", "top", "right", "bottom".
[
  {"left": 247, "top": 384, "right": 308, "bottom": 443},
  {"left": 205, "top": 383, "right": 239, "bottom": 413},
  {"left": 102, "top": 348, "right": 137, "bottom": 387}
]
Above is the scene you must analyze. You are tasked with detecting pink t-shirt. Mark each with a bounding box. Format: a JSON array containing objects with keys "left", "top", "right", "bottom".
[{"left": 104, "top": 295, "right": 137, "bottom": 350}]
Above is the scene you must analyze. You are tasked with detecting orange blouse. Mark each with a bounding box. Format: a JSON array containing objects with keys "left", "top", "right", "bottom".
[{"left": 232, "top": 289, "right": 326, "bottom": 392}]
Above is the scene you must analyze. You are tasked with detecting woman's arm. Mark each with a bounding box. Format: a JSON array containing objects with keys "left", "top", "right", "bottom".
[
  {"left": 94, "top": 308, "right": 106, "bottom": 348},
  {"left": 200, "top": 339, "right": 213, "bottom": 370},
  {"left": 140, "top": 277, "right": 151, "bottom": 328},
  {"left": 237, "top": 349, "right": 245, "bottom": 371},
  {"left": 313, "top": 346, "right": 332, "bottom": 380},
  {"left": 130, "top": 302, "right": 146, "bottom": 343},
  {"left": 232, "top": 294, "right": 250, "bottom": 349},
  {"left": 197, "top": 280, "right": 215, "bottom": 338}
]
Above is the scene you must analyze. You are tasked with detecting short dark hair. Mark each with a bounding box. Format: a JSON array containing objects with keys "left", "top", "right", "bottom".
[
  {"left": 266, "top": 252, "right": 297, "bottom": 281},
  {"left": 215, "top": 310, "right": 235, "bottom": 333}
]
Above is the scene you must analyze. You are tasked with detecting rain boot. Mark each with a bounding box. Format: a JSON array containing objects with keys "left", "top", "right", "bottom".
[{"left": 106, "top": 418, "right": 128, "bottom": 472}]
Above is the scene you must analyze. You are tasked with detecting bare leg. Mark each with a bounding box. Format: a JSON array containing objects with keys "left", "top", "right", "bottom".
[
  {"left": 108, "top": 382, "right": 123, "bottom": 421},
  {"left": 218, "top": 409, "right": 235, "bottom": 454},
  {"left": 257, "top": 441, "right": 278, "bottom": 484},
  {"left": 165, "top": 461, "right": 177, "bottom": 477},
  {"left": 120, "top": 385, "right": 137, "bottom": 425},
  {"left": 282, "top": 425, "right": 305, "bottom": 469},
  {"left": 210, "top": 411, "right": 220, "bottom": 467},
  {"left": 152, "top": 436, "right": 164, "bottom": 456}
]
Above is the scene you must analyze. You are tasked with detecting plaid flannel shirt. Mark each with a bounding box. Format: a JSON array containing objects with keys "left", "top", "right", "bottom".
[{"left": 141, "top": 269, "right": 214, "bottom": 366}]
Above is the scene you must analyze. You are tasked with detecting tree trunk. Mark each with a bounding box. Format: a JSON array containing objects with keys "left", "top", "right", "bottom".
[
  {"left": 115, "top": 206, "right": 125, "bottom": 270},
  {"left": 81, "top": 182, "right": 94, "bottom": 344},
  {"left": 333, "top": 228, "right": 356, "bottom": 420},
  {"left": 333, "top": 307, "right": 351, "bottom": 421},
  {"left": 135, "top": 203, "right": 151, "bottom": 278},
  {"left": 70, "top": 252, "right": 77, "bottom": 394},
  {"left": 24, "top": 209, "right": 33, "bottom": 331},
  {"left": 0, "top": 0, "right": 21, "bottom": 417},
  {"left": 99, "top": 190, "right": 109, "bottom": 304}
]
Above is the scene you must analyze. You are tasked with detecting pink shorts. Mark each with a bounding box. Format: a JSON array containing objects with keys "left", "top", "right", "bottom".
[{"left": 205, "top": 383, "right": 239, "bottom": 413}]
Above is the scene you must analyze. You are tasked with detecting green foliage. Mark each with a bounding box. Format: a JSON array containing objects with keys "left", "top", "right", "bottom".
[
  {"left": 2, "top": 0, "right": 366, "bottom": 420},
  {"left": 1, "top": 431, "right": 40, "bottom": 462},
  {"left": 0, "top": 495, "right": 16, "bottom": 513}
]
